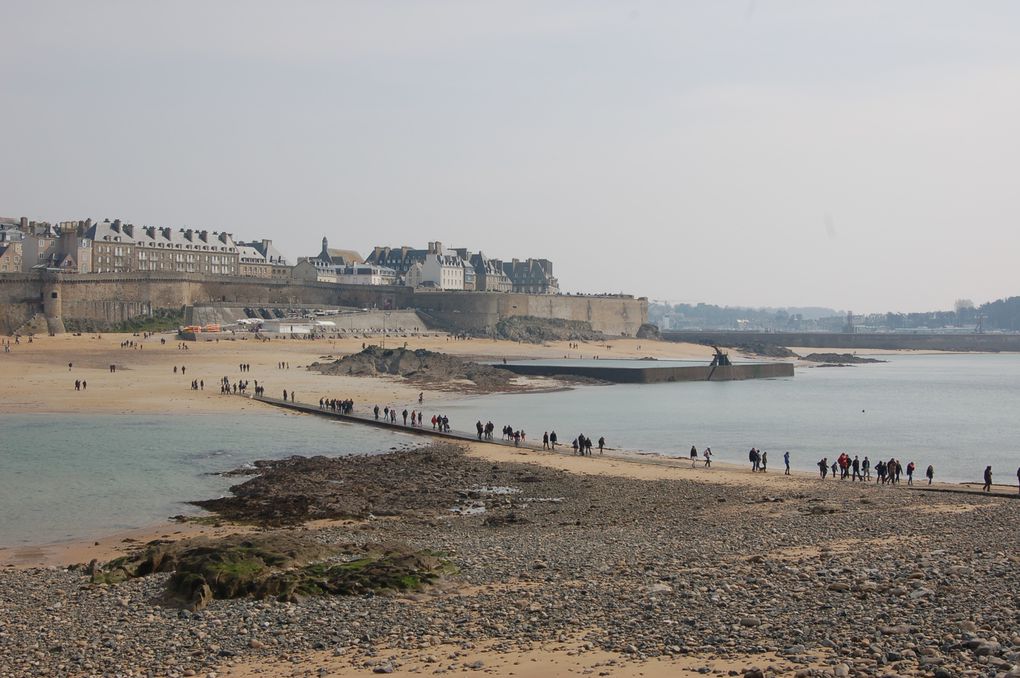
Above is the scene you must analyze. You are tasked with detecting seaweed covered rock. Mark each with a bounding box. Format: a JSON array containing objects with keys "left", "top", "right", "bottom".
[
  {"left": 311, "top": 346, "right": 514, "bottom": 392},
  {"left": 90, "top": 534, "right": 453, "bottom": 610}
]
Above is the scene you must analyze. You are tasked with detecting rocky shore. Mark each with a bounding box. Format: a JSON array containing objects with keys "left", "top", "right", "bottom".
[
  {"left": 310, "top": 346, "right": 520, "bottom": 393},
  {"left": 1, "top": 444, "right": 1018, "bottom": 677}
]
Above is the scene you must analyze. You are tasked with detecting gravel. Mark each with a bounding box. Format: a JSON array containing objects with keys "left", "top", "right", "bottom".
[{"left": 2, "top": 446, "right": 1018, "bottom": 677}]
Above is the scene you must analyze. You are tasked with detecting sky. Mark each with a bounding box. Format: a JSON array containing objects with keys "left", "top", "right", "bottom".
[{"left": 2, "top": 1, "right": 1019, "bottom": 313}]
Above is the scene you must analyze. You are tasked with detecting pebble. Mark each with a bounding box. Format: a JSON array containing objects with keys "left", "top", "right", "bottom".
[{"left": 0, "top": 448, "right": 1017, "bottom": 678}]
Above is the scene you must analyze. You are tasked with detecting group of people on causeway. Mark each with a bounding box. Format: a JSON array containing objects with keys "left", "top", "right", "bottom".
[
  {"left": 205, "top": 369, "right": 1020, "bottom": 494},
  {"left": 814, "top": 453, "right": 931, "bottom": 486},
  {"left": 319, "top": 397, "right": 354, "bottom": 415}
]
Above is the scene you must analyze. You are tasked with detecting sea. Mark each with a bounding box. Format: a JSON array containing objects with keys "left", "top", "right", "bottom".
[
  {"left": 2, "top": 352, "right": 1018, "bottom": 547},
  {"left": 0, "top": 413, "right": 414, "bottom": 547}
]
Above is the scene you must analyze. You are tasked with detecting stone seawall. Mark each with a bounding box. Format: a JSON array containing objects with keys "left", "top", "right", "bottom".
[
  {"left": 495, "top": 361, "right": 794, "bottom": 384},
  {"left": 414, "top": 292, "right": 646, "bottom": 336},
  {"left": 663, "top": 330, "right": 1020, "bottom": 352},
  {"left": 0, "top": 273, "right": 647, "bottom": 336}
]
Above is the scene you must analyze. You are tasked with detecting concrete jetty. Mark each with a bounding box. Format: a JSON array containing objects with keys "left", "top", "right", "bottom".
[
  {"left": 251, "top": 394, "right": 547, "bottom": 450},
  {"left": 493, "top": 361, "right": 794, "bottom": 384}
]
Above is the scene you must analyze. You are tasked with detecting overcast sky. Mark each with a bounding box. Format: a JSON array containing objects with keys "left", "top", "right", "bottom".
[{"left": 2, "top": 1, "right": 1018, "bottom": 312}]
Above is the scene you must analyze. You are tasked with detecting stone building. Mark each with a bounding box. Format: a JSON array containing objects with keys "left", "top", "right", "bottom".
[
  {"left": 469, "top": 252, "right": 513, "bottom": 292},
  {"left": 291, "top": 260, "right": 337, "bottom": 283},
  {"left": 502, "top": 258, "right": 558, "bottom": 294},
  {"left": 364, "top": 245, "right": 425, "bottom": 276},
  {"left": 237, "top": 239, "right": 290, "bottom": 279},
  {"left": 237, "top": 245, "right": 273, "bottom": 278},
  {"left": 87, "top": 219, "right": 239, "bottom": 275},
  {"left": 0, "top": 228, "right": 24, "bottom": 273},
  {"left": 368, "top": 241, "right": 477, "bottom": 290},
  {"left": 336, "top": 264, "right": 397, "bottom": 286},
  {"left": 419, "top": 242, "right": 467, "bottom": 290}
]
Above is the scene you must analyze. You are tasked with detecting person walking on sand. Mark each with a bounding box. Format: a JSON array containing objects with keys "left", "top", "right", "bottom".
[
  {"left": 818, "top": 457, "right": 828, "bottom": 479},
  {"left": 550, "top": 431, "right": 558, "bottom": 450},
  {"left": 1016, "top": 466, "right": 1020, "bottom": 495},
  {"left": 598, "top": 436, "right": 605, "bottom": 454},
  {"left": 982, "top": 465, "right": 993, "bottom": 492},
  {"left": 906, "top": 461, "right": 916, "bottom": 486},
  {"left": 862, "top": 456, "right": 871, "bottom": 480},
  {"left": 703, "top": 447, "right": 712, "bottom": 467},
  {"left": 852, "top": 455, "right": 862, "bottom": 482},
  {"left": 784, "top": 451, "right": 791, "bottom": 475},
  {"left": 926, "top": 464, "right": 934, "bottom": 485},
  {"left": 831, "top": 459, "right": 838, "bottom": 480},
  {"left": 760, "top": 450, "right": 768, "bottom": 472},
  {"left": 690, "top": 445, "right": 698, "bottom": 465}
]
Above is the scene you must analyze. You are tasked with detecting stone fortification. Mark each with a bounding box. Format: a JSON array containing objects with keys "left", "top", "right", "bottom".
[{"left": 0, "top": 272, "right": 647, "bottom": 336}]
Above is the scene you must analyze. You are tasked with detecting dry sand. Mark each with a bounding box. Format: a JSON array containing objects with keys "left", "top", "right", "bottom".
[
  {"left": 219, "top": 640, "right": 807, "bottom": 678},
  {"left": 0, "top": 331, "right": 716, "bottom": 416}
]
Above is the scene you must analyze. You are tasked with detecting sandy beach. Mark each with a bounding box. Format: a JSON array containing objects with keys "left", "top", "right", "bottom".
[
  {"left": 1, "top": 332, "right": 1018, "bottom": 677},
  {"left": 0, "top": 331, "right": 716, "bottom": 416}
]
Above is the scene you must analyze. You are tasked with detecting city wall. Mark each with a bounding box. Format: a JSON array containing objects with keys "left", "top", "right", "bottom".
[
  {"left": 663, "top": 330, "right": 1020, "bottom": 352},
  {"left": 413, "top": 291, "right": 646, "bottom": 336},
  {"left": 0, "top": 273, "right": 646, "bottom": 336}
]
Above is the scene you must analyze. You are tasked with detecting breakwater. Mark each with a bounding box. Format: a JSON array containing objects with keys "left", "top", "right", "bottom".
[
  {"left": 494, "top": 361, "right": 794, "bottom": 383},
  {"left": 663, "top": 330, "right": 1020, "bottom": 352}
]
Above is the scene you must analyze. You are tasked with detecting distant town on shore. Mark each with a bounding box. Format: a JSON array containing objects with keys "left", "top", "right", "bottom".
[{"left": 0, "top": 216, "right": 558, "bottom": 295}]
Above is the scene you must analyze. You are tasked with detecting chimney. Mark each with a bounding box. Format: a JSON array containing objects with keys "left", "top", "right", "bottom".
[
  {"left": 123, "top": 224, "right": 134, "bottom": 238},
  {"left": 160, "top": 227, "right": 171, "bottom": 239},
  {"left": 184, "top": 228, "right": 194, "bottom": 241},
  {"left": 199, "top": 230, "right": 208, "bottom": 242}
]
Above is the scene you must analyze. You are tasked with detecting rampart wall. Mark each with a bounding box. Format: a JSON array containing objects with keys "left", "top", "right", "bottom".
[
  {"left": 413, "top": 291, "right": 646, "bottom": 335},
  {"left": 0, "top": 273, "right": 646, "bottom": 336}
]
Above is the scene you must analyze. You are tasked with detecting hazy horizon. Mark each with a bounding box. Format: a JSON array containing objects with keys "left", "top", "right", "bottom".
[{"left": 3, "top": 2, "right": 1018, "bottom": 313}]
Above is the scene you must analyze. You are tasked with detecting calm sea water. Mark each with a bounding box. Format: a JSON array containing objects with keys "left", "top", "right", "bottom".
[
  {"left": 445, "top": 353, "right": 1020, "bottom": 485},
  {"left": 2, "top": 353, "right": 1018, "bottom": 547},
  {"left": 0, "top": 413, "right": 411, "bottom": 547}
]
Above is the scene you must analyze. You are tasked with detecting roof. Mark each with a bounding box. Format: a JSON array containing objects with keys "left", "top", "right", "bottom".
[
  {"left": 237, "top": 245, "right": 268, "bottom": 263},
  {"left": 325, "top": 248, "right": 364, "bottom": 265}
]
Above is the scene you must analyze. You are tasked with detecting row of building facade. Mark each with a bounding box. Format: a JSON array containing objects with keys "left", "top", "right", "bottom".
[
  {"left": 0, "top": 217, "right": 558, "bottom": 294},
  {"left": 294, "top": 238, "right": 558, "bottom": 293}
]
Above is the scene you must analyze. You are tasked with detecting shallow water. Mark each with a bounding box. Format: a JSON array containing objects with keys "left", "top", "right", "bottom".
[
  {"left": 0, "top": 413, "right": 411, "bottom": 546},
  {"left": 442, "top": 353, "right": 1020, "bottom": 485},
  {"left": 3, "top": 353, "right": 1018, "bottom": 546}
]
